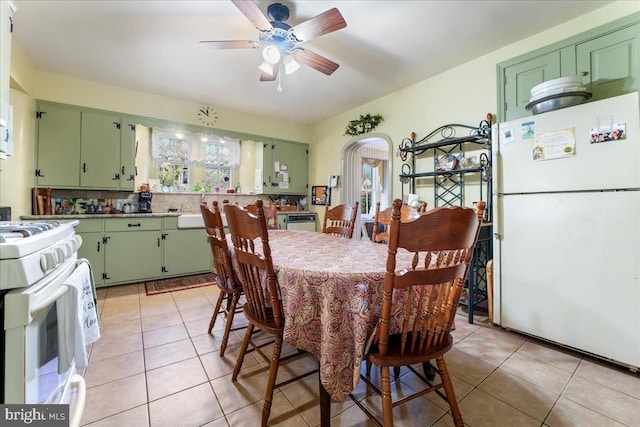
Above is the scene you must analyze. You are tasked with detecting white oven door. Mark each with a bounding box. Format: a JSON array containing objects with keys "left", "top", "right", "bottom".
[{"left": 4, "top": 255, "right": 87, "bottom": 422}]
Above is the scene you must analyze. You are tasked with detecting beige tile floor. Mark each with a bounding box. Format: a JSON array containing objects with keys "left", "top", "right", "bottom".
[{"left": 80, "top": 283, "right": 640, "bottom": 427}]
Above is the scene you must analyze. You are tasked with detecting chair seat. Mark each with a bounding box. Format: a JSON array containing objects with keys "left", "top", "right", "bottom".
[
  {"left": 367, "top": 334, "right": 453, "bottom": 367},
  {"left": 243, "top": 304, "right": 282, "bottom": 336},
  {"left": 214, "top": 275, "right": 244, "bottom": 293}
]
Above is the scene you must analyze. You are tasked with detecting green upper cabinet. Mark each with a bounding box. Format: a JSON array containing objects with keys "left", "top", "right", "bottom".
[
  {"left": 576, "top": 23, "right": 639, "bottom": 103},
  {"left": 503, "top": 51, "right": 561, "bottom": 122},
  {"left": 81, "top": 111, "right": 121, "bottom": 189},
  {"left": 272, "top": 141, "right": 292, "bottom": 193},
  {"left": 498, "top": 13, "right": 640, "bottom": 122},
  {"left": 255, "top": 142, "right": 274, "bottom": 194},
  {"left": 255, "top": 140, "right": 309, "bottom": 195},
  {"left": 119, "top": 121, "right": 137, "bottom": 191},
  {"left": 36, "top": 102, "right": 138, "bottom": 190},
  {"left": 36, "top": 104, "right": 81, "bottom": 187},
  {"left": 289, "top": 143, "right": 309, "bottom": 194}
]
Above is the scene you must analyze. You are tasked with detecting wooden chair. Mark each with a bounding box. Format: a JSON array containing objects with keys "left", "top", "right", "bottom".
[
  {"left": 224, "top": 200, "right": 317, "bottom": 427},
  {"left": 199, "top": 201, "right": 244, "bottom": 357},
  {"left": 322, "top": 201, "right": 359, "bottom": 238},
  {"left": 244, "top": 202, "right": 278, "bottom": 229},
  {"left": 352, "top": 199, "right": 485, "bottom": 427},
  {"left": 371, "top": 201, "right": 427, "bottom": 243}
]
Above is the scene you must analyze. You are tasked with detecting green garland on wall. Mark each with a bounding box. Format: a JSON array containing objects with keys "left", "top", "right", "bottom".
[{"left": 344, "top": 113, "right": 384, "bottom": 136}]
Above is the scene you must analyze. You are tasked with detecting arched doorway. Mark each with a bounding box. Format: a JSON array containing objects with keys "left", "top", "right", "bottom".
[{"left": 341, "top": 133, "right": 393, "bottom": 239}]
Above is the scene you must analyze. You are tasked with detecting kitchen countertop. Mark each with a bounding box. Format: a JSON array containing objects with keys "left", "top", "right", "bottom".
[{"left": 20, "top": 213, "right": 182, "bottom": 220}]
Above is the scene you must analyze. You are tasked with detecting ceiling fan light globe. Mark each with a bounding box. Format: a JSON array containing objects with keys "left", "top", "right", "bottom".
[
  {"left": 283, "top": 55, "right": 300, "bottom": 75},
  {"left": 258, "top": 61, "right": 275, "bottom": 76},
  {"left": 262, "top": 45, "right": 281, "bottom": 65}
]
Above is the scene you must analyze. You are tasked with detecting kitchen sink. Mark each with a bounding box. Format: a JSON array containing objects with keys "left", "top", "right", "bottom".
[{"left": 177, "top": 213, "right": 227, "bottom": 229}]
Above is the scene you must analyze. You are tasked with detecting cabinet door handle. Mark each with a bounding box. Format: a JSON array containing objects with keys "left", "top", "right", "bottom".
[
  {"left": 97, "top": 241, "right": 100, "bottom": 252},
  {"left": 122, "top": 166, "right": 125, "bottom": 175},
  {"left": 580, "top": 71, "right": 589, "bottom": 76},
  {"left": 157, "top": 238, "right": 161, "bottom": 247},
  {"left": 83, "top": 163, "right": 87, "bottom": 173},
  {"left": 128, "top": 223, "right": 141, "bottom": 227}
]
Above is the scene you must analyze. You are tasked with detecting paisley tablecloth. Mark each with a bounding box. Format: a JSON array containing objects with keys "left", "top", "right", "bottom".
[{"left": 233, "top": 230, "right": 414, "bottom": 402}]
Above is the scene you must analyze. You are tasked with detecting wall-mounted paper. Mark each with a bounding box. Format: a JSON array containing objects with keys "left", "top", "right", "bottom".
[{"left": 255, "top": 169, "right": 262, "bottom": 189}]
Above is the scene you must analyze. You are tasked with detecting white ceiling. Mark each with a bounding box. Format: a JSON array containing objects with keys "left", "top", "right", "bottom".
[{"left": 12, "top": 0, "right": 612, "bottom": 125}]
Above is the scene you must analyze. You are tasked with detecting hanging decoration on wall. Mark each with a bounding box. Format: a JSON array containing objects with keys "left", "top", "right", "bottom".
[{"left": 344, "top": 113, "right": 384, "bottom": 136}]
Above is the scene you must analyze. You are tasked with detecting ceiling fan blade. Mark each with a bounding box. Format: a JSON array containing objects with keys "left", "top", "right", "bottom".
[
  {"left": 231, "top": 0, "right": 273, "bottom": 32},
  {"left": 295, "top": 49, "right": 339, "bottom": 76},
  {"left": 260, "top": 65, "right": 278, "bottom": 82},
  {"left": 199, "top": 40, "right": 256, "bottom": 50},
  {"left": 291, "top": 8, "right": 347, "bottom": 42}
]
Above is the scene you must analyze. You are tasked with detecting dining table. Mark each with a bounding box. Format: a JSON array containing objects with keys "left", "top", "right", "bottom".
[{"left": 228, "top": 229, "right": 416, "bottom": 424}]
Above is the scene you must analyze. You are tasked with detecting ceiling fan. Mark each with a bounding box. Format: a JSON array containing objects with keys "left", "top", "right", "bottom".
[{"left": 200, "top": 1, "right": 347, "bottom": 83}]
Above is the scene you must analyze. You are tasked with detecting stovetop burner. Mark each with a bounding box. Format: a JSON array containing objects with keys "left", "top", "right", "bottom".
[
  {"left": 0, "top": 222, "right": 60, "bottom": 243},
  {"left": 0, "top": 219, "right": 80, "bottom": 289}
]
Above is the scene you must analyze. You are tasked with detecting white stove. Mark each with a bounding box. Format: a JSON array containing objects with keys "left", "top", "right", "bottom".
[
  {"left": 0, "top": 220, "right": 81, "bottom": 290},
  {"left": 1, "top": 219, "right": 90, "bottom": 423}
]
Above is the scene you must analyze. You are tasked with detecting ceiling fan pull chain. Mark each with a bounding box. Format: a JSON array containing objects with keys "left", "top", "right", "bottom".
[{"left": 277, "top": 63, "right": 283, "bottom": 92}]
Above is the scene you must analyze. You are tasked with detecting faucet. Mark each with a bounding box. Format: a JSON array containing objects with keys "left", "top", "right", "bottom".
[{"left": 180, "top": 198, "right": 188, "bottom": 213}]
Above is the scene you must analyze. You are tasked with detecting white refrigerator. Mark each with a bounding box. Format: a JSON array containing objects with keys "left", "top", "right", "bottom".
[{"left": 492, "top": 91, "right": 640, "bottom": 370}]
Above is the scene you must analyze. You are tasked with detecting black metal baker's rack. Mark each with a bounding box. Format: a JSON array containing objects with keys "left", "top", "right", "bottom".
[{"left": 397, "top": 114, "right": 493, "bottom": 323}]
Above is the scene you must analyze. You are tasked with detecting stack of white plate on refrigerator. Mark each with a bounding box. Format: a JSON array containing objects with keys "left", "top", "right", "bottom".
[{"left": 526, "top": 76, "right": 591, "bottom": 115}]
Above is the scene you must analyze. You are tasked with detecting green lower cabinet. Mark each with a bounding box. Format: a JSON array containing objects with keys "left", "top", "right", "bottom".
[
  {"left": 277, "top": 213, "right": 287, "bottom": 230},
  {"left": 77, "top": 231, "right": 105, "bottom": 287},
  {"left": 76, "top": 219, "right": 105, "bottom": 286},
  {"left": 103, "top": 231, "right": 162, "bottom": 284},
  {"left": 162, "top": 229, "right": 212, "bottom": 277},
  {"left": 77, "top": 217, "right": 212, "bottom": 287}
]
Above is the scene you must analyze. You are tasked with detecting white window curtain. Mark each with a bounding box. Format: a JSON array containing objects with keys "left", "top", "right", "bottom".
[
  {"left": 151, "top": 128, "right": 240, "bottom": 166},
  {"left": 362, "top": 157, "right": 384, "bottom": 216},
  {"left": 344, "top": 142, "right": 389, "bottom": 239}
]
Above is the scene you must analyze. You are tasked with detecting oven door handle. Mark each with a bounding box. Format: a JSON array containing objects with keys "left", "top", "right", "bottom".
[
  {"left": 30, "top": 284, "right": 69, "bottom": 315},
  {"left": 69, "top": 374, "right": 87, "bottom": 427}
]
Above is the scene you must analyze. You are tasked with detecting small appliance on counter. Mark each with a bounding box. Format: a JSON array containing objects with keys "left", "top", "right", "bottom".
[
  {"left": 138, "top": 191, "right": 153, "bottom": 213},
  {"left": 0, "top": 206, "right": 10, "bottom": 221}
]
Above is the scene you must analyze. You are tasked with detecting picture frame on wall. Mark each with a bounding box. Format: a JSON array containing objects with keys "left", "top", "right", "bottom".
[{"left": 311, "top": 185, "right": 330, "bottom": 205}]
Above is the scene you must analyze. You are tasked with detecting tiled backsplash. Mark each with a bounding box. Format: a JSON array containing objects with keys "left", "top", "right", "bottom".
[{"left": 39, "top": 189, "right": 306, "bottom": 214}]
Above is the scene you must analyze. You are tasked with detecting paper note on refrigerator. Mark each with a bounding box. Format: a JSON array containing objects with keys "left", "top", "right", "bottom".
[{"left": 532, "top": 128, "right": 576, "bottom": 161}]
